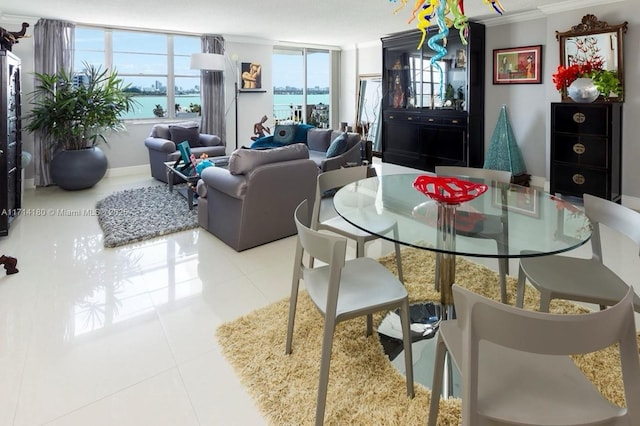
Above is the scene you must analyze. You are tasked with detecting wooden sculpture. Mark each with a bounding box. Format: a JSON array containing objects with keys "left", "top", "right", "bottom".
[
  {"left": 0, "top": 255, "right": 18, "bottom": 274},
  {"left": 1, "top": 22, "right": 30, "bottom": 51}
]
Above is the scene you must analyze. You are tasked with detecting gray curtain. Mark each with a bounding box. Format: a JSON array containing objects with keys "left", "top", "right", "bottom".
[
  {"left": 200, "top": 35, "right": 226, "bottom": 144},
  {"left": 32, "top": 19, "right": 75, "bottom": 187}
]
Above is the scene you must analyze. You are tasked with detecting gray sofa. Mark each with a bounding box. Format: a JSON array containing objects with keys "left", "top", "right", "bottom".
[
  {"left": 197, "top": 143, "right": 318, "bottom": 251},
  {"left": 251, "top": 126, "right": 363, "bottom": 172},
  {"left": 305, "top": 128, "right": 363, "bottom": 172},
  {"left": 144, "top": 121, "right": 227, "bottom": 183}
]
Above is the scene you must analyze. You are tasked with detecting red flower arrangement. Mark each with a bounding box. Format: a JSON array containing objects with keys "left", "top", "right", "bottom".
[{"left": 551, "top": 60, "right": 602, "bottom": 92}]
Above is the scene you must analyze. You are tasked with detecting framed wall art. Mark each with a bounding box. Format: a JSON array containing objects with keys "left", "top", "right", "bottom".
[
  {"left": 493, "top": 45, "right": 542, "bottom": 84},
  {"left": 240, "top": 62, "right": 263, "bottom": 90}
]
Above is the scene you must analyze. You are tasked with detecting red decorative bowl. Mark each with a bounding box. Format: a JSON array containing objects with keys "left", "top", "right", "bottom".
[{"left": 413, "top": 175, "right": 488, "bottom": 204}]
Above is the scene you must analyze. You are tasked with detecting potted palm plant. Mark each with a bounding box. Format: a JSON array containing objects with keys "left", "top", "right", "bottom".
[{"left": 25, "top": 63, "right": 138, "bottom": 190}]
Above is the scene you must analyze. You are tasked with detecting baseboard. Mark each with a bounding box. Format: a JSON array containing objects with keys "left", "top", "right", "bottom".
[
  {"left": 22, "top": 165, "right": 150, "bottom": 190},
  {"left": 104, "top": 165, "right": 149, "bottom": 178},
  {"left": 622, "top": 195, "right": 640, "bottom": 211}
]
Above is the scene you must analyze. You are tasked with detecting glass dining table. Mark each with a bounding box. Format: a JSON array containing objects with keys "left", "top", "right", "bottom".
[
  {"left": 333, "top": 173, "right": 592, "bottom": 315},
  {"left": 334, "top": 172, "right": 592, "bottom": 396}
]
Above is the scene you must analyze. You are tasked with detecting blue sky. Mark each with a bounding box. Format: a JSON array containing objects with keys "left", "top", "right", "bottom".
[{"left": 272, "top": 51, "right": 330, "bottom": 88}]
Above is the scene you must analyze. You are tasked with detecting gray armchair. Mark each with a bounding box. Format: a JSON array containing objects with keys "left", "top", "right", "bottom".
[
  {"left": 306, "top": 129, "right": 364, "bottom": 172},
  {"left": 197, "top": 144, "right": 318, "bottom": 251},
  {"left": 144, "top": 122, "right": 226, "bottom": 183}
]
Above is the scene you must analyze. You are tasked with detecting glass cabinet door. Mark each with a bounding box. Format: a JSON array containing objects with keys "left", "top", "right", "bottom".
[{"left": 384, "top": 31, "right": 467, "bottom": 111}]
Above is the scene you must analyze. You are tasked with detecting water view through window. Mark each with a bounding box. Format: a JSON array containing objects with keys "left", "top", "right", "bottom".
[
  {"left": 75, "top": 28, "right": 332, "bottom": 126},
  {"left": 273, "top": 48, "right": 330, "bottom": 127},
  {"left": 74, "top": 28, "right": 201, "bottom": 120}
]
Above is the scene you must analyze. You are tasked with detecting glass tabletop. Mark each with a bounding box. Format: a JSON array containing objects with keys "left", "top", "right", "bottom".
[{"left": 333, "top": 173, "right": 592, "bottom": 259}]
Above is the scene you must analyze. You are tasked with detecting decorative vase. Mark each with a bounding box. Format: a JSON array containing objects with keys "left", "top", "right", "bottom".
[
  {"left": 567, "top": 77, "right": 599, "bottom": 103},
  {"left": 50, "top": 147, "right": 108, "bottom": 190}
]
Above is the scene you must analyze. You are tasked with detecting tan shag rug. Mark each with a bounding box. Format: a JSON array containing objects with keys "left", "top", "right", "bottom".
[{"left": 216, "top": 249, "right": 636, "bottom": 425}]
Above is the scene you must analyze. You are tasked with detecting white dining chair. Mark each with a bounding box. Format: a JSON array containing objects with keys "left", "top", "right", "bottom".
[
  {"left": 516, "top": 193, "right": 640, "bottom": 312},
  {"left": 428, "top": 284, "right": 640, "bottom": 426},
  {"left": 435, "top": 166, "right": 512, "bottom": 303},
  {"left": 311, "top": 166, "right": 404, "bottom": 284},
  {"left": 286, "top": 200, "right": 414, "bottom": 426}
]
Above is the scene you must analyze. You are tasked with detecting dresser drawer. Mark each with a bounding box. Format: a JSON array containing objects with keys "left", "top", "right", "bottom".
[
  {"left": 552, "top": 134, "right": 608, "bottom": 167},
  {"left": 553, "top": 105, "right": 609, "bottom": 135},
  {"left": 384, "top": 111, "right": 422, "bottom": 123},
  {"left": 552, "top": 164, "right": 608, "bottom": 199}
]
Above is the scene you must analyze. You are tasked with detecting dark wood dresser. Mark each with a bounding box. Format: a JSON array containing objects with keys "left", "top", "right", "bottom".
[
  {"left": 550, "top": 102, "right": 622, "bottom": 203},
  {"left": 0, "top": 49, "right": 22, "bottom": 236}
]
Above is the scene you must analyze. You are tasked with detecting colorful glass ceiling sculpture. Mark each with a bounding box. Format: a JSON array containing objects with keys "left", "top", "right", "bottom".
[
  {"left": 390, "top": 0, "right": 504, "bottom": 50},
  {"left": 389, "top": 0, "right": 504, "bottom": 100}
]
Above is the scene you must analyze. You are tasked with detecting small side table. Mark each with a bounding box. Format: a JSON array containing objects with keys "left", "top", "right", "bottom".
[{"left": 164, "top": 161, "right": 200, "bottom": 210}]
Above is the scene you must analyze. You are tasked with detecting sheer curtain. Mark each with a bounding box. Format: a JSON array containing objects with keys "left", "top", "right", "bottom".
[
  {"left": 200, "top": 35, "right": 226, "bottom": 143},
  {"left": 32, "top": 19, "right": 75, "bottom": 187}
]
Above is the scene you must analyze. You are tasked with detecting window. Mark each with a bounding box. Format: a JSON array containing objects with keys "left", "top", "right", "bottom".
[
  {"left": 409, "top": 56, "right": 447, "bottom": 108},
  {"left": 74, "top": 27, "right": 201, "bottom": 120},
  {"left": 272, "top": 48, "right": 330, "bottom": 128}
]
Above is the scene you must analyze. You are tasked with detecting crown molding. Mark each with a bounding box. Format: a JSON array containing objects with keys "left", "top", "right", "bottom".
[
  {"left": 480, "top": 10, "right": 546, "bottom": 27},
  {"left": 356, "top": 40, "right": 382, "bottom": 49},
  {"left": 225, "top": 34, "right": 341, "bottom": 50},
  {"left": 479, "top": 0, "right": 628, "bottom": 27},
  {"left": 538, "top": 0, "right": 626, "bottom": 14},
  {"left": 0, "top": 13, "right": 37, "bottom": 24}
]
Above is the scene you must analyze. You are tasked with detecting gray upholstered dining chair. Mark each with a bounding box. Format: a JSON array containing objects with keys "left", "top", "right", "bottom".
[
  {"left": 286, "top": 200, "right": 414, "bottom": 426},
  {"left": 516, "top": 193, "right": 640, "bottom": 312},
  {"left": 311, "top": 166, "right": 404, "bottom": 284},
  {"left": 435, "top": 166, "right": 512, "bottom": 303},
  {"left": 428, "top": 284, "right": 640, "bottom": 426}
]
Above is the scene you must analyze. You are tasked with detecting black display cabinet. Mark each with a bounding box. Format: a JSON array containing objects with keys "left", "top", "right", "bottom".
[{"left": 380, "top": 23, "right": 485, "bottom": 172}]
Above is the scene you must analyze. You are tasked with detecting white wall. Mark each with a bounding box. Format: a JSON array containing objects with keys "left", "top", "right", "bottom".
[
  {"left": 225, "top": 39, "right": 274, "bottom": 150},
  {"left": 484, "top": 18, "right": 549, "bottom": 179},
  {"left": 340, "top": 42, "right": 382, "bottom": 130}
]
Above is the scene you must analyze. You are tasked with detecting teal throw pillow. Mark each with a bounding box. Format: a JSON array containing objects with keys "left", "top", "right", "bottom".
[
  {"left": 294, "top": 123, "right": 315, "bottom": 144},
  {"left": 273, "top": 124, "right": 296, "bottom": 144},
  {"left": 250, "top": 135, "right": 284, "bottom": 149},
  {"left": 325, "top": 132, "right": 348, "bottom": 158}
]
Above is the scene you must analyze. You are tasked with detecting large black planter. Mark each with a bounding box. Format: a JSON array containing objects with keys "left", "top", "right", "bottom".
[{"left": 50, "top": 147, "right": 108, "bottom": 190}]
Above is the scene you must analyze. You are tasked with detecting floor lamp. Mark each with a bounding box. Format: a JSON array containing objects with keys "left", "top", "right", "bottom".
[{"left": 190, "top": 52, "right": 238, "bottom": 149}]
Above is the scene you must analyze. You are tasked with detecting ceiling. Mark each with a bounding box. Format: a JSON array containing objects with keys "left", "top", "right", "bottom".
[{"left": 0, "top": 0, "right": 600, "bottom": 47}]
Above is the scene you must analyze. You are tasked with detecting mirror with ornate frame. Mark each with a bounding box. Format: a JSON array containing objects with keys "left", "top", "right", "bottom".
[
  {"left": 556, "top": 14, "right": 627, "bottom": 101},
  {"left": 355, "top": 74, "right": 383, "bottom": 154}
]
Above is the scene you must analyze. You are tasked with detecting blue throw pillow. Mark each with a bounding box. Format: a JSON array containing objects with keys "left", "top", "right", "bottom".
[
  {"left": 273, "top": 124, "right": 296, "bottom": 144},
  {"left": 325, "top": 132, "right": 348, "bottom": 158},
  {"left": 251, "top": 135, "right": 281, "bottom": 149},
  {"left": 294, "top": 124, "right": 315, "bottom": 144}
]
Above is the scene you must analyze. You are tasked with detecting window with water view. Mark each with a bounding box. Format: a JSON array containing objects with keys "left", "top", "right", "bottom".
[
  {"left": 272, "top": 48, "right": 330, "bottom": 128},
  {"left": 74, "top": 27, "right": 201, "bottom": 120}
]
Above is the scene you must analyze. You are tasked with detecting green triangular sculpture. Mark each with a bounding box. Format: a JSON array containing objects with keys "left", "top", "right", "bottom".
[{"left": 484, "top": 104, "right": 527, "bottom": 175}]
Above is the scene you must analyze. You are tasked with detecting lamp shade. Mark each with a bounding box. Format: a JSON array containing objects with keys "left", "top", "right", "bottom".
[{"left": 190, "top": 53, "right": 225, "bottom": 71}]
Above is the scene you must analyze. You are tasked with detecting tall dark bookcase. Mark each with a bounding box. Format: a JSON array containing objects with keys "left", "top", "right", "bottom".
[
  {"left": 380, "top": 23, "right": 485, "bottom": 171},
  {"left": 0, "top": 49, "right": 22, "bottom": 236}
]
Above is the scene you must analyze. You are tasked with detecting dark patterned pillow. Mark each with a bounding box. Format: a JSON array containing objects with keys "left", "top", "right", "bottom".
[
  {"left": 273, "top": 124, "right": 296, "bottom": 144},
  {"left": 169, "top": 122, "right": 200, "bottom": 147}
]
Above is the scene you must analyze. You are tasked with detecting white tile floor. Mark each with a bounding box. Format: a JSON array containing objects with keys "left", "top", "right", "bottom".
[{"left": 1, "top": 162, "right": 639, "bottom": 425}]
